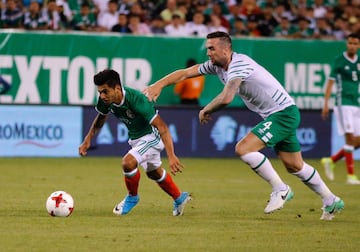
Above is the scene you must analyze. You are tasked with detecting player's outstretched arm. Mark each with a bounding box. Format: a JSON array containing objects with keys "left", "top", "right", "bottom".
[
  {"left": 79, "top": 113, "right": 108, "bottom": 156},
  {"left": 144, "top": 65, "right": 200, "bottom": 102}
]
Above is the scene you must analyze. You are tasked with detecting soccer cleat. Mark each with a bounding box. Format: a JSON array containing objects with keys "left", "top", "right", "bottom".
[
  {"left": 320, "top": 197, "right": 344, "bottom": 220},
  {"left": 113, "top": 195, "right": 139, "bottom": 215},
  {"left": 321, "top": 157, "right": 335, "bottom": 181},
  {"left": 173, "top": 192, "right": 191, "bottom": 216},
  {"left": 346, "top": 175, "right": 360, "bottom": 185},
  {"left": 264, "top": 185, "right": 294, "bottom": 214}
]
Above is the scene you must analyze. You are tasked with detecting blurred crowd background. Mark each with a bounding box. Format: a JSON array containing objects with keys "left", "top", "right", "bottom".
[{"left": 0, "top": 0, "right": 359, "bottom": 40}]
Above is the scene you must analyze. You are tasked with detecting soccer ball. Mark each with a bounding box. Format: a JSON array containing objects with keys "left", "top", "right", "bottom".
[{"left": 46, "top": 191, "right": 74, "bottom": 217}]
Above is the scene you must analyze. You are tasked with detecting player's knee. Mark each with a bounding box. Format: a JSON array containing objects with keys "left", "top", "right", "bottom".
[
  {"left": 146, "top": 168, "right": 163, "bottom": 181},
  {"left": 235, "top": 142, "right": 247, "bottom": 156},
  {"left": 284, "top": 161, "right": 302, "bottom": 173},
  {"left": 121, "top": 157, "right": 137, "bottom": 173},
  {"left": 285, "top": 166, "right": 298, "bottom": 173}
]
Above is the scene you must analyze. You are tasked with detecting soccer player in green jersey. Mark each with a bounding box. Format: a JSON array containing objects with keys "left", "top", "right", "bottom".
[
  {"left": 79, "top": 69, "right": 191, "bottom": 216},
  {"left": 145, "top": 31, "right": 344, "bottom": 220},
  {"left": 321, "top": 33, "right": 360, "bottom": 185}
]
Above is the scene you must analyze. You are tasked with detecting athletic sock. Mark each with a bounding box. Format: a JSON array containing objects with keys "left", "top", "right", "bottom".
[
  {"left": 292, "top": 162, "right": 335, "bottom": 206},
  {"left": 124, "top": 168, "right": 140, "bottom": 196},
  {"left": 344, "top": 144, "right": 355, "bottom": 175},
  {"left": 156, "top": 169, "right": 181, "bottom": 200},
  {"left": 331, "top": 148, "right": 344, "bottom": 163},
  {"left": 240, "top": 152, "right": 287, "bottom": 192}
]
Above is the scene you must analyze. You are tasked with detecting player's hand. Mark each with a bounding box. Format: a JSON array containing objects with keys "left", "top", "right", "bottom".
[
  {"left": 168, "top": 156, "right": 184, "bottom": 176},
  {"left": 143, "top": 84, "right": 162, "bottom": 102},
  {"left": 199, "top": 110, "right": 212, "bottom": 124},
  {"left": 321, "top": 106, "right": 329, "bottom": 120},
  {"left": 78, "top": 141, "right": 90, "bottom": 157}
]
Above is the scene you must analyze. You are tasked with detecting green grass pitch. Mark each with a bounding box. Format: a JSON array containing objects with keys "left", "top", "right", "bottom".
[{"left": 1, "top": 157, "right": 359, "bottom": 252}]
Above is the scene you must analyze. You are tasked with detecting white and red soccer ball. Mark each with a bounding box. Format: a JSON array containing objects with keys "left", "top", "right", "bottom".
[{"left": 46, "top": 191, "right": 74, "bottom": 217}]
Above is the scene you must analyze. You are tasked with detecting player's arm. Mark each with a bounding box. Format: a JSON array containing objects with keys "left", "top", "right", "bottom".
[
  {"left": 79, "top": 113, "right": 108, "bottom": 156},
  {"left": 151, "top": 115, "right": 183, "bottom": 175},
  {"left": 144, "top": 64, "right": 201, "bottom": 102},
  {"left": 321, "top": 78, "right": 335, "bottom": 120},
  {"left": 199, "top": 78, "right": 241, "bottom": 124}
]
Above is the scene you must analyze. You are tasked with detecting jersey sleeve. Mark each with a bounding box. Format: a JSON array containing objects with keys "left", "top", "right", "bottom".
[
  {"left": 199, "top": 60, "right": 217, "bottom": 75},
  {"left": 227, "top": 56, "right": 254, "bottom": 82}
]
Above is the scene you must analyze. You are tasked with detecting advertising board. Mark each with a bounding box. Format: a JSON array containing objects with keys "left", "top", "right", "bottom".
[{"left": 0, "top": 105, "right": 82, "bottom": 157}]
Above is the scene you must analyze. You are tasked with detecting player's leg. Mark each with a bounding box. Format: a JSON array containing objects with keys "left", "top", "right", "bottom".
[
  {"left": 122, "top": 153, "right": 141, "bottom": 196},
  {"left": 275, "top": 105, "right": 344, "bottom": 220},
  {"left": 337, "top": 106, "right": 360, "bottom": 184},
  {"left": 139, "top": 134, "right": 181, "bottom": 200},
  {"left": 113, "top": 134, "right": 161, "bottom": 216},
  {"left": 144, "top": 137, "right": 191, "bottom": 216},
  {"left": 320, "top": 157, "right": 336, "bottom": 181},
  {"left": 113, "top": 152, "right": 140, "bottom": 215},
  {"left": 236, "top": 133, "right": 289, "bottom": 193},
  {"left": 236, "top": 126, "right": 292, "bottom": 213},
  {"left": 320, "top": 106, "right": 344, "bottom": 180},
  {"left": 133, "top": 132, "right": 190, "bottom": 216},
  {"left": 322, "top": 106, "right": 360, "bottom": 183},
  {"left": 147, "top": 167, "right": 181, "bottom": 201},
  {"left": 345, "top": 107, "right": 360, "bottom": 184},
  {"left": 237, "top": 106, "right": 303, "bottom": 214},
  {"left": 343, "top": 133, "right": 360, "bottom": 184},
  {"left": 146, "top": 167, "right": 191, "bottom": 216},
  {"left": 279, "top": 151, "right": 344, "bottom": 220}
]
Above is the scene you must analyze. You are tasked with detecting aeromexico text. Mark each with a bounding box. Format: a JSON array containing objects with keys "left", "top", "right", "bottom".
[{"left": 0, "top": 123, "right": 63, "bottom": 140}]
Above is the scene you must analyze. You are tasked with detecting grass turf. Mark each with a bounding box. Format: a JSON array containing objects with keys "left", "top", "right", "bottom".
[{"left": 1, "top": 157, "right": 359, "bottom": 252}]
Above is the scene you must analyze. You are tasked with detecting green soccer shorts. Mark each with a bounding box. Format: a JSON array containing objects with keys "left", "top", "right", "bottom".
[{"left": 251, "top": 105, "right": 301, "bottom": 153}]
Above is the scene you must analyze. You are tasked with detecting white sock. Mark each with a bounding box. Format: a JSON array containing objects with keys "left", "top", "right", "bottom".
[
  {"left": 240, "top": 152, "right": 287, "bottom": 192},
  {"left": 292, "top": 162, "right": 336, "bottom": 206},
  {"left": 344, "top": 144, "right": 354, "bottom": 152}
]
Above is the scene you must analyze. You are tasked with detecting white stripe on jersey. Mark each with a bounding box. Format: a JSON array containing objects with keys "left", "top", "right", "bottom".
[{"left": 199, "top": 52, "right": 295, "bottom": 118}]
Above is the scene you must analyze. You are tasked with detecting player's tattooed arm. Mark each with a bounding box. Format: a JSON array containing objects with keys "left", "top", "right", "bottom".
[
  {"left": 93, "top": 114, "right": 107, "bottom": 132},
  {"left": 205, "top": 78, "right": 241, "bottom": 114}
]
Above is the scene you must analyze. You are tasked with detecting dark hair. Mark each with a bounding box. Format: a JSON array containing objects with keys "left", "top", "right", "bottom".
[
  {"left": 172, "top": 14, "right": 181, "bottom": 19},
  {"left": 94, "top": 69, "right": 121, "bottom": 88},
  {"left": 347, "top": 33, "right": 360, "bottom": 40},
  {"left": 81, "top": 1, "right": 90, "bottom": 8},
  {"left": 108, "top": 0, "right": 118, "bottom": 5},
  {"left": 206, "top": 31, "right": 232, "bottom": 49}
]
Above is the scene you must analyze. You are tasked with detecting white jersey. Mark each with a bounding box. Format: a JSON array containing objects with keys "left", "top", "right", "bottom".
[{"left": 199, "top": 52, "right": 295, "bottom": 118}]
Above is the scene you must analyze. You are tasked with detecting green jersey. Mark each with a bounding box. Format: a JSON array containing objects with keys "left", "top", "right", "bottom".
[
  {"left": 272, "top": 25, "right": 297, "bottom": 37},
  {"left": 330, "top": 52, "right": 360, "bottom": 106},
  {"left": 96, "top": 86, "right": 157, "bottom": 140},
  {"left": 72, "top": 12, "right": 97, "bottom": 30}
]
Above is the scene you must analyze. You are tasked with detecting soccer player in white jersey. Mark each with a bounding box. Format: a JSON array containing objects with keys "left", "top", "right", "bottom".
[
  {"left": 79, "top": 69, "right": 191, "bottom": 216},
  {"left": 321, "top": 33, "right": 360, "bottom": 185},
  {"left": 144, "top": 31, "right": 344, "bottom": 220}
]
